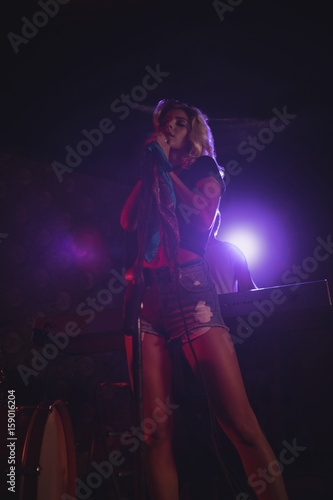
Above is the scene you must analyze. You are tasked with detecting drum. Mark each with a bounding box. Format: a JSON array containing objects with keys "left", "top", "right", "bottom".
[{"left": 19, "top": 400, "right": 76, "bottom": 500}]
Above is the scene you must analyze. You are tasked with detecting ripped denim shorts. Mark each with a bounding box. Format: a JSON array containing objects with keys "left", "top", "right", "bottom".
[{"left": 140, "top": 259, "right": 228, "bottom": 344}]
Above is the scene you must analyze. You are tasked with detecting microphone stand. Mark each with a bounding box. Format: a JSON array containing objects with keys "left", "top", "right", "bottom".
[
  {"left": 124, "top": 149, "right": 156, "bottom": 500},
  {"left": 132, "top": 306, "right": 145, "bottom": 500}
]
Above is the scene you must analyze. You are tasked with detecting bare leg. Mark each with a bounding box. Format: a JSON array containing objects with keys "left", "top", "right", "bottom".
[
  {"left": 182, "top": 327, "right": 289, "bottom": 500},
  {"left": 125, "top": 333, "right": 179, "bottom": 500}
]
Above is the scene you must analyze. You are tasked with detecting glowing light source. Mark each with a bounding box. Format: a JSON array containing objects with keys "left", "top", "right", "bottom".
[
  {"left": 68, "top": 229, "right": 103, "bottom": 266},
  {"left": 217, "top": 199, "right": 290, "bottom": 286},
  {"left": 220, "top": 227, "right": 264, "bottom": 268}
]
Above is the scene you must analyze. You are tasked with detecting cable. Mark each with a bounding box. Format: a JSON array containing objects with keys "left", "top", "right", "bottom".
[{"left": 174, "top": 260, "right": 253, "bottom": 498}]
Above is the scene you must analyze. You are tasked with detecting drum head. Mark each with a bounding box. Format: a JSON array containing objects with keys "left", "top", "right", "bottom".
[{"left": 20, "top": 400, "right": 76, "bottom": 500}]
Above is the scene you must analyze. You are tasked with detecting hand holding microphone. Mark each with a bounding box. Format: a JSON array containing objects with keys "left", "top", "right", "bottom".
[{"left": 145, "top": 130, "right": 170, "bottom": 159}]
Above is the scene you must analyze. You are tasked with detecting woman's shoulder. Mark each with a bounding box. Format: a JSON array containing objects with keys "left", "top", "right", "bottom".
[
  {"left": 191, "top": 155, "right": 225, "bottom": 184},
  {"left": 192, "top": 155, "right": 218, "bottom": 167}
]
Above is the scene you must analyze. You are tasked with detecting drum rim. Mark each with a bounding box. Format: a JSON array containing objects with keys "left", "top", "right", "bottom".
[{"left": 19, "top": 399, "right": 77, "bottom": 500}]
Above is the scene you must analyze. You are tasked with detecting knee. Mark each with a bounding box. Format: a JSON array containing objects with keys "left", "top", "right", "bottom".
[{"left": 222, "top": 413, "right": 264, "bottom": 448}]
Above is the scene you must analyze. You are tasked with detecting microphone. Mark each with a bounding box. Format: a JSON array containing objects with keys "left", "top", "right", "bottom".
[
  {"left": 145, "top": 141, "right": 159, "bottom": 154},
  {"left": 144, "top": 141, "right": 173, "bottom": 172}
]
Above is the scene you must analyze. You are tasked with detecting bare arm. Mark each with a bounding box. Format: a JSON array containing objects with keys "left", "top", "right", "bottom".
[
  {"left": 120, "top": 131, "right": 170, "bottom": 232},
  {"left": 169, "top": 171, "right": 222, "bottom": 231}
]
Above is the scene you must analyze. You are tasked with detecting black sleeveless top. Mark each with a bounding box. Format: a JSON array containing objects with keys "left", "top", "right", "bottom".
[{"left": 176, "top": 156, "right": 225, "bottom": 257}]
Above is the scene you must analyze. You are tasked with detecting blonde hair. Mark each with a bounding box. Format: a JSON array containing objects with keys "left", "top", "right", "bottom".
[{"left": 152, "top": 98, "right": 216, "bottom": 168}]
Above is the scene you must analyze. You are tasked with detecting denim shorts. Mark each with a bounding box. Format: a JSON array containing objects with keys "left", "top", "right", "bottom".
[{"left": 139, "top": 259, "right": 228, "bottom": 344}]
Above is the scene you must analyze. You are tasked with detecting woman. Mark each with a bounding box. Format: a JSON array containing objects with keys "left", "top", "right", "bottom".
[{"left": 120, "top": 99, "right": 288, "bottom": 500}]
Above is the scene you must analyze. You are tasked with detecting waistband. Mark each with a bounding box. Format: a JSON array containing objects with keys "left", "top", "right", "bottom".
[
  {"left": 176, "top": 258, "right": 205, "bottom": 269},
  {"left": 143, "top": 259, "right": 204, "bottom": 285}
]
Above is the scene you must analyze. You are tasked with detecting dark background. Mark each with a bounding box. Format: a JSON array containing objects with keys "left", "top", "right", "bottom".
[
  {"left": 1, "top": 1, "right": 333, "bottom": 498},
  {"left": 1, "top": 0, "right": 332, "bottom": 285}
]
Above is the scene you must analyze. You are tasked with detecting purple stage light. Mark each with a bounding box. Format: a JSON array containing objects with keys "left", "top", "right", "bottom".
[
  {"left": 68, "top": 228, "right": 103, "bottom": 266},
  {"left": 220, "top": 227, "right": 264, "bottom": 267},
  {"left": 218, "top": 200, "right": 290, "bottom": 286}
]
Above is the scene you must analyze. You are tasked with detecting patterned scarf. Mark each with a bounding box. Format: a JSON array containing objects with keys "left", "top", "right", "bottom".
[{"left": 139, "top": 142, "right": 179, "bottom": 263}]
